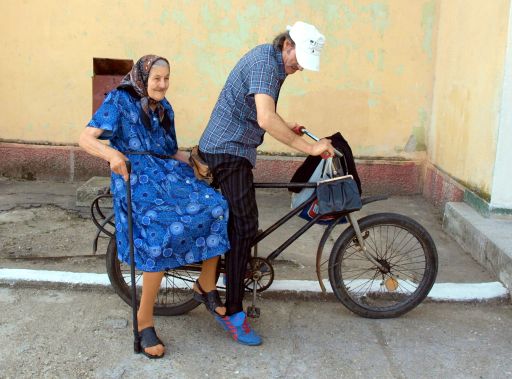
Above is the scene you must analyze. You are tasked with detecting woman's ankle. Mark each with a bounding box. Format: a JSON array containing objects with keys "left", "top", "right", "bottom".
[
  {"left": 137, "top": 315, "right": 154, "bottom": 331},
  {"left": 197, "top": 277, "right": 217, "bottom": 293}
]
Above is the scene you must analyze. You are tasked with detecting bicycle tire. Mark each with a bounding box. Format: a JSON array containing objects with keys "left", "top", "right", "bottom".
[
  {"left": 105, "top": 237, "right": 201, "bottom": 316},
  {"left": 328, "top": 213, "right": 438, "bottom": 319}
]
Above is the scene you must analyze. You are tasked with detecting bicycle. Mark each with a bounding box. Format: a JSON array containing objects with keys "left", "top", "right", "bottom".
[{"left": 90, "top": 130, "right": 438, "bottom": 320}]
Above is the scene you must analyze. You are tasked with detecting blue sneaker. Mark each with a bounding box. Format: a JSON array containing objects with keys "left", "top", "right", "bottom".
[{"left": 215, "top": 311, "right": 262, "bottom": 346}]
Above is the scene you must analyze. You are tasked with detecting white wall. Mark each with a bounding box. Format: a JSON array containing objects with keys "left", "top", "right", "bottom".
[{"left": 491, "top": 1, "right": 512, "bottom": 210}]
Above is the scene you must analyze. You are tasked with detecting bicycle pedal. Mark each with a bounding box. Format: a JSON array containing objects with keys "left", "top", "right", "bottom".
[{"left": 247, "top": 306, "right": 260, "bottom": 318}]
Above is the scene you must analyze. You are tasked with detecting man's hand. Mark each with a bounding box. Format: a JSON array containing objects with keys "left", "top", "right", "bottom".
[
  {"left": 309, "top": 138, "right": 335, "bottom": 158},
  {"left": 109, "top": 150, "right": 129, "bottom": 181},
  {"left": 254, "top": 94, "right": 334, "bottom": 157}
]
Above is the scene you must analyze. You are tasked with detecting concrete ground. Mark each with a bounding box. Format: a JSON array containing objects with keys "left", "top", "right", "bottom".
[
  {"left": 1, "top": 286, "right": 512, "bottom": 378},
  {"left": 0, "top": 177, "right": 511, "bottom": 378}
]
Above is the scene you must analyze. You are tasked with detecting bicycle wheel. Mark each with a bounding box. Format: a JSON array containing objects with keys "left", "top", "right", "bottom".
[
  {"left": 328, "top": 213, "right": 438, "bottom": 319},
  {"left": 105, "top": 237, "right": 201, "bottom": 316}
]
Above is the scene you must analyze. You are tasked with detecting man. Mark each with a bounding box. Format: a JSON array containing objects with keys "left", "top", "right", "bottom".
[{"left": 199, "top": 21, "right": 334, "bottom": 346}]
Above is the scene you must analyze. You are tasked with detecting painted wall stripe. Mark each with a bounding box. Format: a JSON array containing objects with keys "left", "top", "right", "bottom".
[{"left": 0, "top": 268, "right": 508, "bottom": 302}]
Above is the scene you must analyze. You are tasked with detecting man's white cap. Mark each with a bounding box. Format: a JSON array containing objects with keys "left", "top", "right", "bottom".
[{"left": 287, "top": 21, "right": 325, "bottom": 72}]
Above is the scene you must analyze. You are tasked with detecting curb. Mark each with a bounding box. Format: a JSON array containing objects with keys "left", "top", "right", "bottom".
[
  {"left": 0, "top": 268, "right": 509, "bottom": 302},
  {"left": 444, "top": 202, "right": 512, "bottom": 290}
]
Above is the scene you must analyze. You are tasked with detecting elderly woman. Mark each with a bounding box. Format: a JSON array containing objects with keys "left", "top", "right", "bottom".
[{"left": 79, "top": 55, "right": 229, "bottom": 359}]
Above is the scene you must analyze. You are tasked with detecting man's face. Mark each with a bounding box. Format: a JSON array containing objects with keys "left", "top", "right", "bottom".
[{"left": 282, "top": 39, "right": 303, "bottom": 75}]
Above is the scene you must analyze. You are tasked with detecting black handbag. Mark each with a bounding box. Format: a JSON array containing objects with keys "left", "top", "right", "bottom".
[
  {"left": 316, "top": 158, "right": 362, "bottom": 215},
  {"left": 316, "top": 175, "right": 362, "bottom": 215}
]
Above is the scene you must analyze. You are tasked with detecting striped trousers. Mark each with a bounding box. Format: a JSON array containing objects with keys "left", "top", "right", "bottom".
[{"left": 201, "top": 151, "right": 259, "bottom": 316}]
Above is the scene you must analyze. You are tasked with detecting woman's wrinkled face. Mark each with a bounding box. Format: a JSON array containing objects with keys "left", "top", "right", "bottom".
[{"left": 147, "top": 64, "right": 170, "bottom": 101}]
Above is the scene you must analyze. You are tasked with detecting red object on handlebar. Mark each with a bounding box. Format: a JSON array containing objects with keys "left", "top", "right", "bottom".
[{"left": 292, "top": 125, "right": 305, "bottom": 136}]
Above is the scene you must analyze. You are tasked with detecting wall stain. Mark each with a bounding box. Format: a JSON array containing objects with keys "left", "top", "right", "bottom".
[
  {"left": 197, "top": 2, "right": 263, "bottom": 87},
  {"left": 422, "top": 0, "right": 435, "bottom": 59},
  {"left": 367, "top": 78, "right": 383, "bottom": 108},
  {"left": 215, "top": 0, "right": 232, "bottom": 13},
  {"left": 368, "top": 98, "right": 379, "bottom": 108},
  {"left": 359, "top": 1, "right": 389, "bottom": 35},
  {"left": 325, "top": 3, "right": 341, "bottom": 24},
  {"left": 367, "top": 50, "right": 375, "bottom": 63},
  {"left": 172, "top": 9, "right": 186, "bottom": 25},
  {"left": 412, "top": 108, "right": 427, "bottom": 151},
  {"left": 123, "top": 45, "right": 136, "bottom": 61},
  {"left": 160, "top": 9, "right": 169, "bottom": 25},
  {"left": 191, "top": 37, "right": 206, "bottom": 48},
  {"left": 368, "top": 79, "right": 383, "bottom": 96},
  {"left": 201, "top": 3, "right": 214, "bottom": 24},
  {"left": 377, "top": 48, "right": 385, "bottom": 71},
  {"left": 340, "top": 2, "right": 358, "bottom": 29}
]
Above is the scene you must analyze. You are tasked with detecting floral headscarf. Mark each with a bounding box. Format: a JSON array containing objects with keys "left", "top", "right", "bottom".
[{"left": 117, "top": 55, "right": 171, "bottom": 132}]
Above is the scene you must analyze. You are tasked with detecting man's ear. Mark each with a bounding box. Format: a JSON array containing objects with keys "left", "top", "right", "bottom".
[{"left": 283, "top": 38, "right": 294, "bottom": 51}]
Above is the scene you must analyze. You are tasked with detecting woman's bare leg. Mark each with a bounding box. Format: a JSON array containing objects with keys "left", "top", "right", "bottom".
[
  {"left": 197, "top": 256, "right": 226, "bottom": 316},
  {"left": 137, "top": 271, "right": 165, "bottom": 357}
]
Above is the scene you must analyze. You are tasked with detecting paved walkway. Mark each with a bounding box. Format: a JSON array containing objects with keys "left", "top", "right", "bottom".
[
  {"left": 1, "top": 287, "right": 512, "bottom": 378},
  {"left": 1, "top": 178, "right": 511, "bottom": 378}
]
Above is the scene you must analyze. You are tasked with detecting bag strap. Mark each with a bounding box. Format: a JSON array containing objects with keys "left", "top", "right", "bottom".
[
  {"left": 331, "top": 155, "right": 349, "bottom": 176},
  {"left": 322, "top": 157, "right": 335, "bottom": 179}
]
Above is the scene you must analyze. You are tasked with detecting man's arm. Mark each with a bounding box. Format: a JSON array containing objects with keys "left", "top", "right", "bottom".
[{"left": 255, "top": 94, "right": 333, "bottom": 156}]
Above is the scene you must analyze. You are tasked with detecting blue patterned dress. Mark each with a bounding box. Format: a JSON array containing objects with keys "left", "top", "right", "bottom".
[{"left": 88, "top": 89, "right": 230, "bottom": 272}]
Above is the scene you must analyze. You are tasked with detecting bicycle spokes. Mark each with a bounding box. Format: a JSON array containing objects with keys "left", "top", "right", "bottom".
[{"left": 329, "top": 213, "right": 437, "bottom": 318}]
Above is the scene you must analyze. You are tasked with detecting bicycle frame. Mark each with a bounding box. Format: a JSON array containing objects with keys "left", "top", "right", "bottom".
[
  {"left": 252, "top": 182, "right": 319, "bottom": 261},
  {"left": 90, "top": 182, "right": 387, "bottom": 292},
  {"left": 251, "top": 183, "right": 387, "bottom": 291}
]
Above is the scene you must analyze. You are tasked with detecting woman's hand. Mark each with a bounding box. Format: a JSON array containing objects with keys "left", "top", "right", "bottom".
[
  {"left": 172, "top": 150, "right": 192, "bottom": 166},
  {"left": 78, "top": 127, "right": 130, "bottom": 180},
  {"left": 108, "top": 150, "right": 130, "bottom": 181},
  {"left": 79, "top": 127, "right": 131, "bottom": 180}
]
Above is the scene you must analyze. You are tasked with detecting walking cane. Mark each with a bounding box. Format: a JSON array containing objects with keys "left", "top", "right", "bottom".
[{"left": 124, "top": 160, "right": 141, "bottom": 353}]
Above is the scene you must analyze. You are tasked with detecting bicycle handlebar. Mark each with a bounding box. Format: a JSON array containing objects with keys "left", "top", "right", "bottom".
[{"left": 300, "top": 127, "right": 344, "bottom": 158}]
